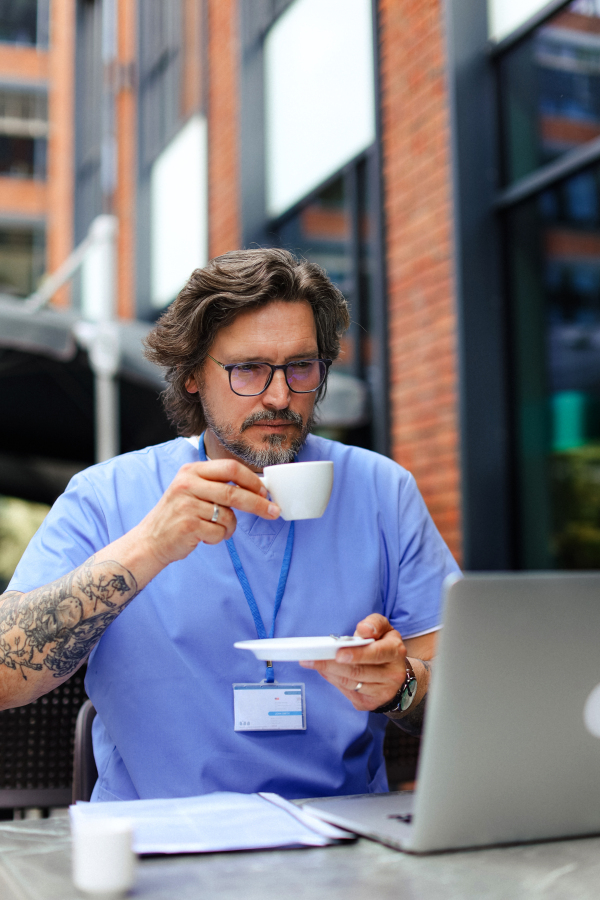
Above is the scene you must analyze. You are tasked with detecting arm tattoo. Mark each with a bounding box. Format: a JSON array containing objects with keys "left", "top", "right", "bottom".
[
  {"left": 0, "top": 556, "right": 138, "bottom": 681},
  {"left": 388, "top": 659, "right": 431, "bottom": 736}
]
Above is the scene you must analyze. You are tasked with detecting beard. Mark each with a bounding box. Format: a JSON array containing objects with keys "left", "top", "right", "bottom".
[{"left": 201, "top": 400, "right": 314, "bottom": 468}]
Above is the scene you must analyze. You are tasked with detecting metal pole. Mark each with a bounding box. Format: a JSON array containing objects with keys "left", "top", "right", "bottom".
[
  {"left": 95, "top": 372, "right": 119, "bottom": 463},
  {"left": 86, "top": 215, "right": 120, "bottom": 463}
]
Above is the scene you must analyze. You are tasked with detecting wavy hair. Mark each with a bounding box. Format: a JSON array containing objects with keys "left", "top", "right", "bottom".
[{"left": 144, "top": 248, "right": 350, "bottom": 436}]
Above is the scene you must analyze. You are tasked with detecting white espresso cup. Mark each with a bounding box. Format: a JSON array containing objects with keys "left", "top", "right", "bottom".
[
  {"left": 262, "top": 460, "right": 334, "bottom": 520},
  {"left": 71, "top": 817, "right": 137, "bottom": 897}
]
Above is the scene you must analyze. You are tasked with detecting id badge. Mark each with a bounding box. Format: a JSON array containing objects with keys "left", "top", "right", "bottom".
[{"left": 233, "top": 682, "right": 306, "bottom": 731}]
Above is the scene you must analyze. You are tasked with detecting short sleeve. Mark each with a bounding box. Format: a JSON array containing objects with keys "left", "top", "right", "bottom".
[
  {"left": 8, "top": 472, "right": 110, "bottom": 594},
  {"left": 384, "top": 472, "right": 461, "bottom": 639}
]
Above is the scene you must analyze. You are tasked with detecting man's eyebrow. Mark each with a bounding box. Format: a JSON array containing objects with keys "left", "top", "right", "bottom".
[{"left": 230, "top": 350, "right": 319, "bottom": 364}]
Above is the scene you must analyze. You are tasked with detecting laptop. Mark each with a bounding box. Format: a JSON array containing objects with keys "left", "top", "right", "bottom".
[{"left": 301, "top": 573, "right": 600, "bottom": 853}]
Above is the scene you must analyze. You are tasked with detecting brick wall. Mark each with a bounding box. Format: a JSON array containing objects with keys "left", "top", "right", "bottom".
[
  {"left": 47, "top": 0, "right": 75, "bottom": 307},
  {"left": 378, "top": 0, "right": 462, "bottom": 561},
  {"left": 115, "top": 0, "right": 137, "bottom": 319},
  {"left": 207, "top": 0, "right": 240, "bottom": 257}
]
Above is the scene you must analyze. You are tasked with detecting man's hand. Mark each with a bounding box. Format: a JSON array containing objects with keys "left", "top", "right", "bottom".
[
  {"left": 135, "top": 459, "right": 280, "bottom": 568},
  {"left": 299, "top": 614, "right": 408, "bottom": 712}
]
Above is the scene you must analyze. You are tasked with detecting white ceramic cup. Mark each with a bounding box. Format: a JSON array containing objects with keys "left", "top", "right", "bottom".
[
  {"left": 262, "top": 460, "right": 334, "bottom": 520},
  {"left": 71, "top": 817, "right": 137, "bottom": 897}
]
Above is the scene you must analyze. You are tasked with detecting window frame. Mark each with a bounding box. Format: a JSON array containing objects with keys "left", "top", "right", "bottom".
[{"left": 238, "top": 0, "right": 390, "bottom": 456}]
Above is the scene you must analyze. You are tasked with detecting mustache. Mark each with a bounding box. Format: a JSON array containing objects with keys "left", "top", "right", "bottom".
[{"left": 240, "top": 408, "right": 304, "bottom": 432}]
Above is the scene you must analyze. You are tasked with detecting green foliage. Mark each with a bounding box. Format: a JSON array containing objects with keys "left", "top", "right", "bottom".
[
  {"left": 552, "top": 445, "right": 600, "bottom": 568},
  {"left": 0, "top": 497, "right": 50, "bottom": 592}
]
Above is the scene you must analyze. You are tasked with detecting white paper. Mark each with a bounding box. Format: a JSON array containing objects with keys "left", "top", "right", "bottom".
[{"left": 70, "top": 792, "right": 353, "bottom": 855}]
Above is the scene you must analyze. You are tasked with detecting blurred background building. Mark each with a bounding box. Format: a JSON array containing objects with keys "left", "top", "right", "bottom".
[{"left": 2, "top": 0, "right": 600, "bottom": 579}]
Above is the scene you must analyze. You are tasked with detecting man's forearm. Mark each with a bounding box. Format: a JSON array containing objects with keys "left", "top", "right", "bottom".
[
  {"left": 386, "top": 658, "right": 431, "bottom": 736},
  {"left": 0, "top": 554, "right": 138, "bottom": 709},
  {"left": 0, "top": 523, "right": 164, "bottom": 710}
]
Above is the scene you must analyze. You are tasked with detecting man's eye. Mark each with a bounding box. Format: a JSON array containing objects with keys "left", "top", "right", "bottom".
[
  {"left": 236, "top": 364, "right": 262, "bottom": 373},
  {"left": 291, "top": 361, "right": 311, "bottom": 369}
]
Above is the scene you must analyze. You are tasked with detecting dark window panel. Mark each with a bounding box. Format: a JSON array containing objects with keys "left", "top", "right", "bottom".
[
  {"left": 0, "top": 226, "right": 45, "bottom": 297},
  {"left": 137, "top": 0, "right": 182, "bottom": 172},
  {"left": 507, "top": 161, "right": 600, "bottom": 569},
  {"left": 273, "top": 157, "right": 379, "bottom": 451},
  {"left": 0, "top": 88, "right": 47, "bottom": 124},
  {"left": 135, "top": 0, "right": 183, "bottom": 318},
  {"left": 0, "top": 0, "right": 38, "bottom": 45},
  {"left": 74, "top": 0, "right": 103, "bottom": 245},
  {"left": 499, "top": 0, "right": 600, "bottom": 186},
  {"left": 0, "top": 135, "right": 35, "bottom": 177}
]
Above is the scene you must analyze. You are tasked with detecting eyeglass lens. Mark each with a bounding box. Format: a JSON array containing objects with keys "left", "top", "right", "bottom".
[{"left": 230, "top": 360, "right": 326, "bottom": 396}]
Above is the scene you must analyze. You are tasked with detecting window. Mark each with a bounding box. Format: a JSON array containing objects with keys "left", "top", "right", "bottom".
[
  {"left": 264, "top": 0, "right": 375, "bottom": 217},
  {"left": 499, "top": 1, "right": 600, "bottom": 184},
  {"left": 273, "top": 153, "right": 383, "bottom": 450},
  {"left": 0, "top": 225, "right": 45, "bottom": 297},
  {"left": 497, "top": 0, "right": 600, "bottom": 568},
  {"left": 0, "top": 0, "right": 48, "bottom": 47},
  {"left": 240, "top": 0, "right": 388, "bottom": 454},
  {"left": 0, "top": 86, "right": 47, "bottom": 179},
  {"left": 138, "top": 0, "right": 183, "bottom": 172}
]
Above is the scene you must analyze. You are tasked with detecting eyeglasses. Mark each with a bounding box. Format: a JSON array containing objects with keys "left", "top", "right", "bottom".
[{"left": 207, "top": 354, "right": 332, "bottom": 397}]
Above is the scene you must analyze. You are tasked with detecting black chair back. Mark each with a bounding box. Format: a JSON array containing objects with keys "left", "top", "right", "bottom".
[
  {"left": 384, "top": 721, "right": 421, "bottom": 789},
  {"left": 0, "top": 666, "right": 88, "bottom": 810},
  {"left": 72, "top": 699, "right": 97, "bottom": 803}
]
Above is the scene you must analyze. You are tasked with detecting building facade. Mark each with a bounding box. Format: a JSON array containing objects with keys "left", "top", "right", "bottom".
[
  {"left": 4, "top": 0, "right": 598, "bottom": 574},
  {"left": 0, "top": 0, "right": 73, "bottom": 305}
]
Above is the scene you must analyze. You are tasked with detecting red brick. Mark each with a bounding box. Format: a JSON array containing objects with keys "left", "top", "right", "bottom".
[{"left": 379, "top": 0, "right": 461, "bottom": 563}]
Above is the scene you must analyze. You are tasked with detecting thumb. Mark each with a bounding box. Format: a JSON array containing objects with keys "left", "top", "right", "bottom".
[{"left": 354, "top": 614, "right": 393, "bottom": 639}]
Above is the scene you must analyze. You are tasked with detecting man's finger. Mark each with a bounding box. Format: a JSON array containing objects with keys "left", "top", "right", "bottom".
[
  {"left": 354, "top": 614, "right": 394, "bottom": 639},
  {"left": 187, "top": 460, "right": 266, "bottom": 495},
  {"left": 308, "top": 660, "right": 389, "bottom": 685},
  {"left": 194, "top": 500, "right": 237, "bottom": 537},
  {"left": 335, "top": 628, "right": 405, "bottom": 666},
  {"left": 176, "top": 464, "right": 280, "bottom": 519},
  {"left": 209, "top": 482, "right": 280, "bottom": 520}
]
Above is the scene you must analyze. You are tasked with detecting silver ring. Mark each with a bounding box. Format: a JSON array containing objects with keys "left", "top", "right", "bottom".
[
  {"left": 354, "top": 682, "right": 363, "bottom": 693},
  {"left": 211, "top": 504, "right": 220, "bottom": 523}
]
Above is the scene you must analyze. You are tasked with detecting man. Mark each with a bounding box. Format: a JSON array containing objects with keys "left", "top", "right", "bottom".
[{"left": 0, "top": 249, "right": 459, "bottom": 801}]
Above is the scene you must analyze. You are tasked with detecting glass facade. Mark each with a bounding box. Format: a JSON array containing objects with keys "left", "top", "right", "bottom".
[
  {"left": 0, "top": 88, "right": 47, "bottom": 179},
  {"left": 499, "top": 1, "right": 600, "bottom": 568},
  {"left": 0, "top": 226, "right": 44, "bottom": 297},
  {"left": 508, "top": 165, "right": 600, "bottom": 567},
  {"left": 274, "top": 157, "right": 379, "bottom": 449},
  {"left": 499, "top": 0, "right": 600, "bottom": 185},
  {"left": 0, "top": 0, "right": 38, "bottom": 45}
]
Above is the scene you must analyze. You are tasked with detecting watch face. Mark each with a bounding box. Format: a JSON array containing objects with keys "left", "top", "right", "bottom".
[{"left": 400, "top": 677, "right": 418, "bottom": 711}]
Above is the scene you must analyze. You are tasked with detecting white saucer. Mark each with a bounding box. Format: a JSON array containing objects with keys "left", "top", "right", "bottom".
[{"left": 233, "top": 636, "right": 375, "bottom": 662}]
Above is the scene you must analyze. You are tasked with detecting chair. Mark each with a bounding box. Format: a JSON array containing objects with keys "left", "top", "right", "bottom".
[
  {"left": 72, "top": 699, "right": 97, "bottom": 803},
  {"left": 383, "top": 720, "right": 421, "bottom": 789},
  {"left": 71, "top": 705, "right": 417, "bottom": 801},
  {"left": 0, "top": 666, "right": 88, "bottom": 812},
  {"left": 66, "top": 698, "right": 417, "bottom": 803}
]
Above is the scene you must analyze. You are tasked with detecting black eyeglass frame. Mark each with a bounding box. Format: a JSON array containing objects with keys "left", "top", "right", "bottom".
[{"left": 206, "top": 354, "right": 333, "bottom": 397}]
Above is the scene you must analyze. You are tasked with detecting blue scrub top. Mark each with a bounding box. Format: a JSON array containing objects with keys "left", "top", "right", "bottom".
[{"left": 9, "top": 435, "right": 460, "bottom": 801}]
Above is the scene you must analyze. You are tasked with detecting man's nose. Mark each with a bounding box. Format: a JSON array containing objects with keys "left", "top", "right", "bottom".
[{"left": 262, "top": 368, "right": 291, "bottom": 408}]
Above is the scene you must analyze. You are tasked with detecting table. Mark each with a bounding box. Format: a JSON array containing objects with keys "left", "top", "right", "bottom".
[{"left": 1, "top": 816, "right": 600, "bottom": 899}]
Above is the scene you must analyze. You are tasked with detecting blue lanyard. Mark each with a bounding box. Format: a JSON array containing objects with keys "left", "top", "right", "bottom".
[
  {"left": 226, "top": 523, "right": 294, "bottom": 682},
  {"left": 198, "top": 433, "right": 294, "bottom": 682}
]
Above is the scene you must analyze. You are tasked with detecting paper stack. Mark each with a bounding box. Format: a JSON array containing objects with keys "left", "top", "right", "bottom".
[{"left": 70, "top": 791, "right": 353, "bottom": 855}]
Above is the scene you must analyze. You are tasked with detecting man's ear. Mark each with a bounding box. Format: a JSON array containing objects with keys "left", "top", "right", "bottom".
[{"left": 185, "top": 375, "right": 199, "bottom": 394}]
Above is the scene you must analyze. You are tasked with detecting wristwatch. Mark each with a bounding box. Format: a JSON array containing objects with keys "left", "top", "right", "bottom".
[{"left": 373, "top": 658, "right": 418, "bottom": 715}]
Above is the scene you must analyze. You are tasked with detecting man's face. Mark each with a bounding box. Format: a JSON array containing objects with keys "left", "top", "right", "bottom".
[{"left": 188, "top": 300, "right": 320, "bottom": 470}]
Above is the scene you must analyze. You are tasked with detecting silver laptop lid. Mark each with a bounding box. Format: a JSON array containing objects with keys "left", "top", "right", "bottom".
[{"left": 410, "top": 572, "right": 600, "bottom": 852}]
